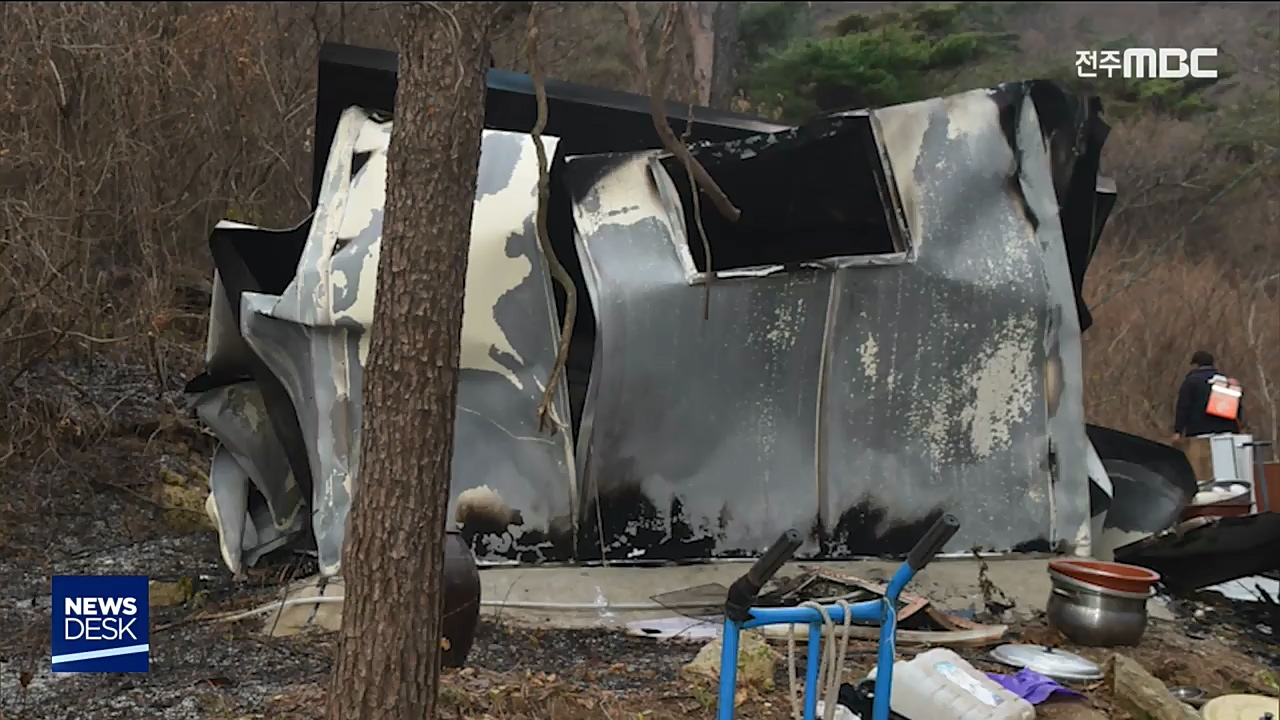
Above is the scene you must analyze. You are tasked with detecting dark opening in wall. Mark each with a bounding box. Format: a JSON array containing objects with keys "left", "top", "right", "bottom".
[{"left": 659, "top": 114, "right": 905, "bottom": 274}]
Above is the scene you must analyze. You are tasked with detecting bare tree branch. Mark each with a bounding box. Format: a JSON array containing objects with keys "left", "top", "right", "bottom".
[
  {"left": 526, "top": 2, "right": 575, "bottom": 434},
  {"left": 618, "top": 1, "right": 740, "bottom": 224}
]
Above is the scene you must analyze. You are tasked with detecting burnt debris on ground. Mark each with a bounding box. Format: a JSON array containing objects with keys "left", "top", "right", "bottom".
[{"left": 2, "top": 360, "right": 1278, "bottom": 719}]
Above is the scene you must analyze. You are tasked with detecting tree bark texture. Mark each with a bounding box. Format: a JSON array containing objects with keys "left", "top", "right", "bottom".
[
  {"left": 683, "top": 1, "right": 716, "bottom": 106},
  {"left": 709, "top": 1, "right": 740, "bottom": 109},
  {"left": 325, "top": 3, "right": 499, "bottom": 719}
]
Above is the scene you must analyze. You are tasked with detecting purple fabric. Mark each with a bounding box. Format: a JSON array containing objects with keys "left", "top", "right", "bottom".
[{"left": 985, "top": 669, "right": 1087, "bottom": 705}]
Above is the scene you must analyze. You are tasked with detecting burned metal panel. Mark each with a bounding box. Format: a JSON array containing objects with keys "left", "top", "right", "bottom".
[
  {"left": 567, "top": 152, "right": 831, "bottom": 561},
  {"left": 204, "top": 267, "right": 253, "bottom": 379},
  {"left": 196, "top": 75, "right": 1109, "bottom": 567},
  {"left": 451, "top": 129, "right": 577, "bottom": 564},
  {"left": 214, "top": 107, "right": 573, "bottom": 574},
  {"left": 820, "top": 90, "right": 1064, "bottom": 555},
  {"left": 191, "top": 381, "right": 306, "bottom": 573},
  {"left": 1010, "top": 91, "right": 1092, "bottom": 554},
  {"left": 1115, "top": 512, "right": 1280, "bottom": 592},
  {"left": 568, "top": 86, "right": 1094, "bottom": 559},
  {"left": 1086, "top": 423, "right": 1197, "bottom": 499}
]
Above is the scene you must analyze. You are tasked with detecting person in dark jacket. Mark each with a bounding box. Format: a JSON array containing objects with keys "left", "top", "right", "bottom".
[{"left": 1173, "top": 350, "right": 1244, "bottom": 440}]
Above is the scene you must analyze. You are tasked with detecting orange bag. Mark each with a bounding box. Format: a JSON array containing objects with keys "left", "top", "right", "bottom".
[{"left": 1205, "top": 375, "right": 1242, "bottom": 420}]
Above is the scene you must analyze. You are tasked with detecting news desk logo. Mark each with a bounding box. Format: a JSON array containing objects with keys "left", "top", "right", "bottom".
[
  {"left": 51, "top": 575, "right": 150, "bottom": 673},
  {"left": 1075, "top": 48, "right": 1219, "bottom": 79}
]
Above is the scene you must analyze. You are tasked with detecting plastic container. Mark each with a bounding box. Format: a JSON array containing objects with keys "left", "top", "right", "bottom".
[{"left": 866, "top": 648, "right": 1035, "bottom": 720}]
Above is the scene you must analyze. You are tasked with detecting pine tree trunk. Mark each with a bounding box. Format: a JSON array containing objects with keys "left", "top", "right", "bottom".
[
  {"left": 325, "top": 3, "right": 499, "bottom": 719},
  {"left": 710, "top": 1, "right": 741, "bottom": 109},
  {"left": 684, "top": 2, "right": 716, "bottom": 106}
]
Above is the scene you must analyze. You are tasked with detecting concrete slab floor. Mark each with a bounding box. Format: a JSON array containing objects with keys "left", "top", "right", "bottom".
[
  {"left": 477, "top": 558, "right": 1054, "bottom": 629},
  {"left": 264, "top": 557, "right": 1178, "bottom": 635}
]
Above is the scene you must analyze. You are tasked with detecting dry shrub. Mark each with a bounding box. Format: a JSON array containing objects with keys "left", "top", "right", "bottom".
[
  {"left": 0, "top": 3, "right": 416, "bottom": 470},
  {"left": 0, "top": 2, "right": 673, "bottom": 364}
]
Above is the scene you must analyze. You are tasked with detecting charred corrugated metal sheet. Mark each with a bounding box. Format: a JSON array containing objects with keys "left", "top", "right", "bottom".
[
  {"left": 1115, "top": 512, "right": 1280, "bottom": 592},
  {"left": 194, "top": 109, "right": 575, "bottom": 574},
  {"left": 566, "top": 84, "right": 1099, "bottom": 560}
]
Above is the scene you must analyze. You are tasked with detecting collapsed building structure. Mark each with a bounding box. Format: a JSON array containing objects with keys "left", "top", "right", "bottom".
[{"left": 187, "top": 43, "right": 1167, "bottom": 578}]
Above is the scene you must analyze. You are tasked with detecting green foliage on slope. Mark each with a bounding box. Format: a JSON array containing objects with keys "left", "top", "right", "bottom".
[
  {"left": 734, "top": 2, "right": 1241, "bottom": 126},
  {"left": 742, "top": 3, "right": 1018, "bottom": 119}
]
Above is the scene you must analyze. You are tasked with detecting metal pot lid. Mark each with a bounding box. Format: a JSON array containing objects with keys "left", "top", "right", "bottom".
[
  {"left": 988, "top": 644, "right": 1103, "bottom": 681},
  {"left": 1201, "top": 694, "right": 1280, "bottom": 720}
]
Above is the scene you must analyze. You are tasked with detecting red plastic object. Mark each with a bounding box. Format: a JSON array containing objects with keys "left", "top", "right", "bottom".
[{"left": 1048, "top": 558, "right": 1161, "bottom": 594}]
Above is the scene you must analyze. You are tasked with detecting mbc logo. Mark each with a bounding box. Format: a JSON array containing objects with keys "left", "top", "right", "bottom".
[{"left": 1075, "top": 48, "right": 1219, "bottom": 79}]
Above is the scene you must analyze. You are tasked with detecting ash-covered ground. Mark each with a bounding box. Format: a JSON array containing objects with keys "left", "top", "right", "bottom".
[
  {"left": 0, "top": 358, "right": 708, "bottom": 719},
  {"left": 1, "top": 358, "right": 1276, "bottom": 719}
]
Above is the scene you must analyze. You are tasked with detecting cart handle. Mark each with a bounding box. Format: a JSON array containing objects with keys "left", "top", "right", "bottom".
[
  {"left": 724, "top": 529, "right": 802, "bottom": 622},
  {"left": 907, "top": 513, "right": 961, "bottom": 571}
]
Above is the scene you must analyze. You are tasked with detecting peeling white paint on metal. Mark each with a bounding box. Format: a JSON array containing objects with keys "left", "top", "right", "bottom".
[
  {"left": 969, "top": 316, "right": 1037, "bottom": 459},
  {"left": 859, "top": 335, "right": 879, "bottom": 380},
  {"left": 945, "top": 196, "right": 1036, "bottom": 292},
  {"left": 943, "top": 88, "right": 999, "bottom": 155},
  {"left": 574, "top": 154, "right": 668, "bottom": 241},
  {"left": 339, "top": 237, "right": 380, "bottom": 329},
  {"left": 331, "top": 116, "right": 388, "bottom": 327},
  {"left": 353, "top": 116, "right": 391, "bottom": 154},
  {"left": 356, "top": 328, "right": 372, "bottom": 368},
  {"left": 460, "top": 136, "right": 553, "bottom": 389},
  {"left": 1071, "top": 519, "right": 1092, "bottom": 558},
  {"left": 980, "top": 219, "right": 1036, "bottom": 289},
  {"left": 204, "top": 493, "right": 237, "bottom": 571},
  {"left": 912, "top": 315, "right": 1037, "bottom": 464},
  {"left": 337, "top": 120, "right": 389, "bottom": 244},
  {"left": 233, "top": 386, "right": 266, "bottom": 432},
  {"left": 322, "top": 119, "right": 556, "bottom": 390},
  {"left": 871, "top": 99, "right": 935, "bottom": 251},
  {"left": 763, "top": 301, "right": 801, "bottom": 352},
  {"left": 919, "top": 374, "right": 967, "bottom": 465},
  {"left": 297, "top": 107, "right": 364, "bottom": 326}
]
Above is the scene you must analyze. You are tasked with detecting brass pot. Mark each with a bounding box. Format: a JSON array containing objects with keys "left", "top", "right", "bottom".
[{"left": 441, "top": 528, "right": 481, "bottom": 667}]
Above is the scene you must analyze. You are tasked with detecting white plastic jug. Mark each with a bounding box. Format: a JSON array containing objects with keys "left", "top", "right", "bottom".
[{"left": 865, "top": 648, "right": 1035, "bottom": 720}]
